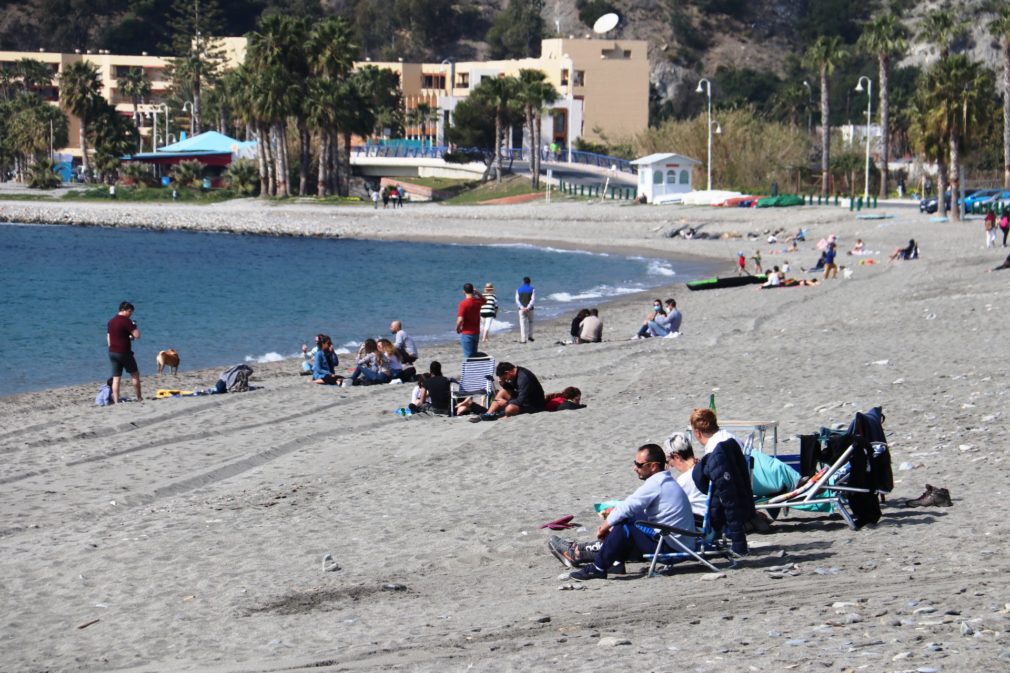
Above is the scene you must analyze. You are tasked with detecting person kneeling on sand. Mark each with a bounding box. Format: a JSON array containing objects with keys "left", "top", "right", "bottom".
[
  {"left": 547, "top": 443, "right": 694, "bottom": 580},
  {"left": 689, "top": 408, "right": 755, "bottom": 555},
  {"left": 457, "top": 361, "right": 545, "bottom": 419}
]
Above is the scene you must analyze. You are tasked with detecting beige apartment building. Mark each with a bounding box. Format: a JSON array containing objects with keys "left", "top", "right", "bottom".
[{"left": 1, "top": 36, "right": 646, "bottom": 158}]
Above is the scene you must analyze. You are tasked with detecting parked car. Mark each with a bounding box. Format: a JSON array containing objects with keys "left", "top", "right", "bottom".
[
  {"left": 986, "top": 189, "right": 1010, "bottom": 210},
  {"left": 919, "top": 188, "right": 977, "bottom": 214},
  {"left": 963, "top": 189, "right": 1000, "bottom": 210}
]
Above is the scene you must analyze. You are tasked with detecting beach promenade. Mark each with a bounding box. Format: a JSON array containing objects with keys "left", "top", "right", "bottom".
[{"left": 2, "top": 198, "right": 1009, "bottom": 672}]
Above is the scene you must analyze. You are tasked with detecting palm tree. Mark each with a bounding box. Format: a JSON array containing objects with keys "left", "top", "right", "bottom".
[
  {"left": 859, "top": 12, "right": 908, "bottom": 198},
  {"left": 804, "top": 36, "right": 847, "bottom": 197},
  {"left": 473, "top": 75, "right": 520, "bottom": 183},
  {"left": 918, "top": 4, "right": 968, "bottom": 61},
  {"left": 922, "top": 56, "right": 992, "bottom": 222},
  {"left": 59, "top": 60, "right": 102, "bottom": 181},
  {"left": 406, "top": 101, "right": 438, "bottom": 149},
  {"left": 990, "top": 4, "right": 1010, "bottom": 189},
  {"left": 516, "top": 68, "right": 559, "bottom": 188},
  {"left": 14, "top": 59, "right": 56, "bottom": 94},
  {"left": 116, "top": 67, "right": 151, "bottom": 152},
  {"left": 334, "top": 77, "right": 375, "bottom": 197}
]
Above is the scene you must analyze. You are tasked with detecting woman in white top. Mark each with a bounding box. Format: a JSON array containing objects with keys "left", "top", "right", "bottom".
[
  {"left": 479, "top": 282, "right": 498, "bottom": 343},
  {"left": 664, "top": 431, "right": 707, "bottom": 521}
]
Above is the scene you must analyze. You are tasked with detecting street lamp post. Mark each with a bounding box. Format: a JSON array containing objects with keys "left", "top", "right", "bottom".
[
  {"left": 182, "top": 101, "right": 194, "bottom": 136},
  {"left": 802, "top": 80, "right": 813, "bottom": 136},
  {"left": 696, "top": 78, "right": 713, "bottom": 191},
  {"left": 854, "top": 76, "right": 872, "bottom": 202}
]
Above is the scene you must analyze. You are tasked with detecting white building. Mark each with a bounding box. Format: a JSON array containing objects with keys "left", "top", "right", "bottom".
[{"left": 630, "top": 153, "right": 700, "bottom": 204}]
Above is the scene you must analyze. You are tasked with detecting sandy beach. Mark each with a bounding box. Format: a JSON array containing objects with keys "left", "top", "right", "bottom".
[{"left": 2, "top": 197, "right": 1010, "bottom": 673}]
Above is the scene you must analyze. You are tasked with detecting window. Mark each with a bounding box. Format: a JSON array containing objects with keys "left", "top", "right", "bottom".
[
  {"left": 560, "top": 68, "right": 569, "bottom": 86},
  {"left": 666, "top": 170, "right": 676, "bottom": 184},
  {"left": 421, "top": 73, "right": 445, "bottom": 90},
  {"left": 680, "top": 170, "right": 690, "bottom": 184},
  {"left": 456, "top": 72, "right": 469, "bottom": 88},
  {"left": 573, "top": 70, "right": 585, "bottom": 86},
  {"left": 653, "top": 170, "right": 663, "bottom": 184}
]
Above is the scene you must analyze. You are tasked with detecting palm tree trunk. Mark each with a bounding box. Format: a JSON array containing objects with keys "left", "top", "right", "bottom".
[
  {"left": 937, "top": 161, "right": 948, "bottom": 218},
  {"left": 264, "top": 123, "right": 277, "bottom": 197},
  {"left": 820, "top": 70, "right": 830, "bottom": 197},
  {"left": 1003, "top": 40, "right": 1010, "bottom": 189},
  {"left": 525, "top": 106, "right": 536, "bottom": 188},
  {"left": 193, "top": 77, "right": 202, "bottom": 134},
  {"left": 340, "top": 132, "right": 351, "bottom": 197},
  {"left": 297, "top": 119, "right": 309, "bottom": 196},
  {"left": 317, "top": 131, "right": 328, "bottom": 196},
  {"left": 79, "top": 121, "right": 90, "bottom": 182},
  {"left": 274, "top": 122, "right": 289, "bottom": 198},
  {"left": 949, "top": 134, "right": 961, "bottom": 222},
  {"left": 256, "top": 124, "right": 269, "bottom": 197},
  {"left": 494, "top": 111, "right": 503, "bottom": 184},
  {"left": 132, "top": 101, "right": 142, "bottom": 153},
  {"left": 878, "top": 53, "right": 890, "bottom": 199}
]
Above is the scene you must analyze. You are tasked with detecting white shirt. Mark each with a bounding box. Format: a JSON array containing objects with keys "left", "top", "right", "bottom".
[
  {"left": 393, "top": 329, "right": 417, "bottom": 358},
  {"left": 702, "top": 428, "right": 739, "bottom": 455},
  {"left": 675, "top": 468, "right": 707, "bottom": 517}
]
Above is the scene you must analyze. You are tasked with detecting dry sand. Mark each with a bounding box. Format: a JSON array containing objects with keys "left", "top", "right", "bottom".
[{"left": 2, "top": 198, "right": 1010, "bottom": 673}]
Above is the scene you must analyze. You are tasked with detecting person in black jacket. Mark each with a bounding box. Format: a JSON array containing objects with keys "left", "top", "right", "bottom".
[{"left": 689, "top": 408, "right": 755, "bottom": 555}]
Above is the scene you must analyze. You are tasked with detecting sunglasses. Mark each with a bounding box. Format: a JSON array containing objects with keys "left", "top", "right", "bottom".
[{"left": 634, "top": 460, "right": 659, "bottom": 469}]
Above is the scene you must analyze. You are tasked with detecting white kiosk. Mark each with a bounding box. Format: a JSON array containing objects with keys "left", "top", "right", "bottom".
[{"left": 631, "top": 153, "right": 700, "bottom": 204}]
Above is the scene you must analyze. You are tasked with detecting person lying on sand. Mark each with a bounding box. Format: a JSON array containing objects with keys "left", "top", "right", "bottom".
[
  {"left": 545, "top": 387, "right": 586, "bottom": 411},
  {"left": 547, "top": 443, "right": 694, "bottom": 581}
]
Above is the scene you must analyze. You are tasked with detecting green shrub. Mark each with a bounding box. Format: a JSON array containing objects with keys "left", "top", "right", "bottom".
[
  {"left": 27, "top": 159, "right": 61, "bottom": 189},
  {"left": 223, "top": 159, "right": 259, "bottom": 196}
]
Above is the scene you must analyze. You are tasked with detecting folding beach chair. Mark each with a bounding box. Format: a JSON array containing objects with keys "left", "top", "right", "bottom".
[
  {"left": 637, "top": 486, "right": 743, "bottom": 578},
  {"left": 449, "top": 355, "right": 496, "bottom": 416}
]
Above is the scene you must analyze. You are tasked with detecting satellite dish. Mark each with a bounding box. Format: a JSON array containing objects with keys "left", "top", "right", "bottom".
[{"left": 592, "top": 12, "right": 619, "bottom": 35}]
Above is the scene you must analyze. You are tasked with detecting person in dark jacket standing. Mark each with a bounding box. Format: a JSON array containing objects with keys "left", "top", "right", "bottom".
[{"left": 689, "top": 408, "right": 754, "bottom": 554}]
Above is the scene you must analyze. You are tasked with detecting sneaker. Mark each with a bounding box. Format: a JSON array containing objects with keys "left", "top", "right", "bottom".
[
  {"left": 547, "top": 536, "right": 578, "bottom": 568},
  {"left": 528, "top": 336, "right": 534, "bottom": 342},
  {"left": 569, "top": 564, "right": 607, "bottom": 581}
]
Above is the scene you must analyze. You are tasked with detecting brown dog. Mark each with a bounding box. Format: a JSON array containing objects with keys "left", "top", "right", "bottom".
[{"left": 156, "top": 348, "right": 180, "bottom": 375}]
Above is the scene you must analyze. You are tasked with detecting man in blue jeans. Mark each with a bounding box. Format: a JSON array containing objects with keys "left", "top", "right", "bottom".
[
  {"left": 548, "top": 443, "right": 694, "bottom": 580},
  {"left": 455, "top": 282, "right": 484, "bottom": 358}
]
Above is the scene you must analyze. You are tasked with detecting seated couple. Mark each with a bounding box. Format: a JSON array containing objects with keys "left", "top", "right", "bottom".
[
  {"left": 408, "top": 361, "right": 454, "bottom": 415},
  {"left": 569, "top": 308, "right": 603, "bottom": 344},
  {"left": 547, "top": 409, "right": 755, "bottom": 581},
  {"left": 456, "top": 361, "right": 546, "bottom": 420},
  {"left": 348, "top": 338, "right": 416, "bottom": 386},
  {"left": 635, "top": 298, "right": 682, "bottom": 339}
]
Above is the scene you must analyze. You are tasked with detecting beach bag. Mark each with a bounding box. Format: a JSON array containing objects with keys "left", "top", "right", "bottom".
[{"left": 216, "top": 364, "right": 253, "bottom": 393}]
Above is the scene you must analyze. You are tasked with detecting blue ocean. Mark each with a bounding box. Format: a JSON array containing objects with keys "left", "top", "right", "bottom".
[{"left": 0, "top": 223, "right": 715, "bottom": 397}]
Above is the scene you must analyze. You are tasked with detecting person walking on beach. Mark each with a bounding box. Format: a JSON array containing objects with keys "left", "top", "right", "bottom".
[
  {"left": 456, "top": 283, "right": 484, "bottom": 358},
  {"left": 479, "top": 282, "right": 498, "bottom": 343},
  {"left": 107, "top": 301, "right": 143, "bottom": 403},
  {"left": 1000, "top": 210, "right": 1010, "bottom": 247},
  {"left": 985, "top": 209, "right": 997, "bottom": 249},
  {"left": 516, "top": 276, "right": 536, "bottom": 343},
  {"left": 371, "top": 189, "right": 380, "bottom": 209},
  {"left": 823, "top": 242, "right": 838, "bottom": 279}
]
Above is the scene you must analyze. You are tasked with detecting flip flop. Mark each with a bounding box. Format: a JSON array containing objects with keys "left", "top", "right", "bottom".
[{"left": 540, "top": 514, "right": 576, "bottom": 530}]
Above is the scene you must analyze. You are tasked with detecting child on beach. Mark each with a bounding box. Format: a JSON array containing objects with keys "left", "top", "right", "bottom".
[{"left": 95, "top": 378, "right": 115, "bottom": 406}]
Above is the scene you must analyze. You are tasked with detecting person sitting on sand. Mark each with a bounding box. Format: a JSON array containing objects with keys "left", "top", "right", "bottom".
[
  {"left": 665, "top": 431, "right": 706, "bottom": 525},
  {"left": 457, "top": 361, "right": 545, "bottom": 419},
  {"left": 990, "top": 253, "right": 1010, "bottom": 272},
  {"left": 301, "top": 334, "right": 323, "bottom": 375},
  {"left": 569, "top": 308, "right": 591, "bottom": 343},
  {"left": 636, "top": 298, "right": 682, "bottom": 338},
  {"left": 545, "top": 386, "right": 586, "bottom": 411},
  {"left": 546, "top": 443, "right": 694, "bottom": 581},
  {"left": 377, "top": 338, "right": 410, "bottom": 382},
  {"left": 389, "top": 320, "right": 418, "bottom": 365},
  {"left": 689, "top": 408, "right": 754, "bottom": 555},
  {"left": 349, "top": 339, "right": 391, "bottom": 385},
  {"left": 889, "top": 239, "right": 918, "bottom": 262},
  {"left": 761, "top": 266, "right": 782, "bottom": 288},
  {"left": 311, "top": 335, "right": 341, "bottom": 385},
  {"left": 409, "top": 361, "right": 454, "bottom": 415},
  {"left": 849, "top": 238, "right": 866, "bottom": 255},
  {"left": 577, "top": 308, "right": 603, "bottom": 343},
  {"left": 95, "top": 378, "right": 115, "bottom": 406}
]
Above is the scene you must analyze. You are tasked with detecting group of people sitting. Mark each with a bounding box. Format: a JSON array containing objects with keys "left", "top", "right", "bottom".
[
  {"left": 304, "top": 320, "right": 419, "bottom": 386},
  {"left": 760, "top": 265, "right": 819, "bottom": 288},
  {"left": 634, "top": 298, "right": 682, "bottom": 339},
  {"left": 547, "top": 408, "right": 759, "bottom": 581}
]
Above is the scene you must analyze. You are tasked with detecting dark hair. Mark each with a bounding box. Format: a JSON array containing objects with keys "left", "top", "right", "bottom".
[
  {"left": 495, "top": 361, "right": 515, "bottom": 376},
  {"left": 589, "top": 308, "right": 598, "bottom": 317},
  {"left": 429, "top": 361, "right": 442, "bottom": 376},
  {"left": 119, "top": 301, "right": 134, "bottom": 312},
  {"left": 665, "top": 299, "right": 676, "bottom": 307},
  {"left": 463, "top": 282, "right": 474, "bottom": 293},
  {"left": 561, "top": 386, "right": 581, "bottom": 399},
  {"left": 638, "top": 443, "right": 666, "bottom": 465},
  {"left": 523, "top": 276, "right": 531, "bottom": 284},
  {"left": 361, "top": 338, "right": 377, "bottom": 353},
  {"left": 575, "top": 308, "right": 591, "bottom": 321},
  {"left": 319, "top": 335, "right": 332, "bottom": 347}
]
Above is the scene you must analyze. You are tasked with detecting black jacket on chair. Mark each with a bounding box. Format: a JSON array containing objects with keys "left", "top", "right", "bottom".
[{"left": 694, "top": 436, "right": 756, "bottom": 553}]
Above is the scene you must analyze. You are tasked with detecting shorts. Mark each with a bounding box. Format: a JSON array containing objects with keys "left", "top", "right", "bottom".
[{"left": 109, "top": 351, "right": 139, "bottom": 377}]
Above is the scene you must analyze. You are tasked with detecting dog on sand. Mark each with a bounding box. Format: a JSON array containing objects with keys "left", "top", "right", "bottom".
[{"left": 157, "top": 348, "right": 180, "bottom": 375}]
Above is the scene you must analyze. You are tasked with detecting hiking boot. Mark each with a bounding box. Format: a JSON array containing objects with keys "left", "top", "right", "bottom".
[{"left": 569, "top": 564, "right": 607, "bottom": 581}]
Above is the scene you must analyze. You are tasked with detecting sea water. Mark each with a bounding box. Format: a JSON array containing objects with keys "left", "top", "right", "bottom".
[{"left": 0, "top": 223, "right": 716, "bottom": 397}]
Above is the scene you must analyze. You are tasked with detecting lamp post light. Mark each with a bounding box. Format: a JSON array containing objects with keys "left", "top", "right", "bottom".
[
  {"left": 802, "top": 80, "right": 813, "bottom": 137},
  {"left": 854, "top": 76, "right": 872, "bottom": 202},
  {"left": 695, "top": 77, "right": 713, "bottom": 191},
  {"left": 182, "top": 101, "right": 194, "bottom": 136}
]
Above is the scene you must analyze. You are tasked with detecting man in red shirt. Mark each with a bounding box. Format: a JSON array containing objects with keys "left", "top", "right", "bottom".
[
  {"left": 107, "top": 301, "right": 143, "bottom": 403},
  {"left": 455, "top": 283, "right": 484, "bottom": 358}
]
